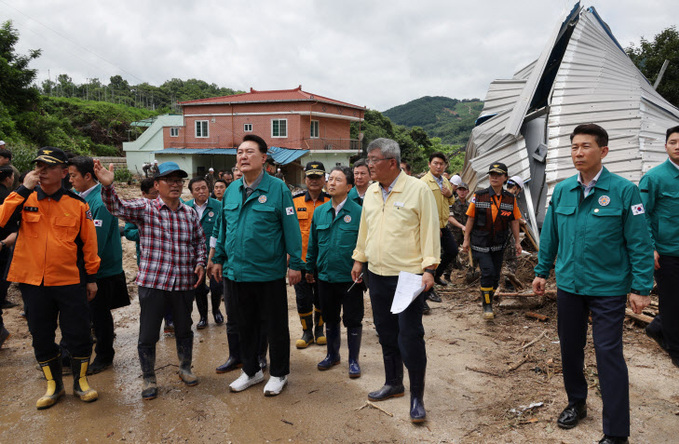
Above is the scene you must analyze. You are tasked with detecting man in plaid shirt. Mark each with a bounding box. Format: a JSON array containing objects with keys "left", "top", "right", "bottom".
[{"left": 94, "top": 160, "right": 206, "bottom": 400}]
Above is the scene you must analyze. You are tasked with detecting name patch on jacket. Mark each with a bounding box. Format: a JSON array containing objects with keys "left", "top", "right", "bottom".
[
  {"left": 24, "top": 207, "right": 39, "bottom": 212},
  {"left": 297, "top": 207, "right": 307, "bottom": 212}
]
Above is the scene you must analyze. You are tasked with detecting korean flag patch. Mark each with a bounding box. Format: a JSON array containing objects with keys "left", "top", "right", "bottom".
[
  {"left": 286, "top": 206, "right": 295, "bottom": 216},
  {"left": 631, "top": 203, "right": 645, "bottom": 215},
  {"left": 93, "top": 219, "right": 103, "bottom": 227}
]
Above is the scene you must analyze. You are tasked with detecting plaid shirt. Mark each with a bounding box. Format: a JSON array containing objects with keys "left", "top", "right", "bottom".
[{"left": 101, "top": 185, "right": 206, "bottom": 291}]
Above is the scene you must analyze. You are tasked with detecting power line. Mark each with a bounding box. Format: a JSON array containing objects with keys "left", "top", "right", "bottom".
[{"left": 0, "top": 0, "right": 146, "bottom": 84}]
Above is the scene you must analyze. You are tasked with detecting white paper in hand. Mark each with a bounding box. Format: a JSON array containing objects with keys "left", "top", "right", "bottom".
[{"left": 390, "top": 271, "right": 426, "bottom": 314}]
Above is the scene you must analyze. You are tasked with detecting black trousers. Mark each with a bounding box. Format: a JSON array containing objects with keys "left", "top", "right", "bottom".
[
  {"left": 557, "top": 289, "right": 629, "bottom": 437},
  {"left": 368, "top": 271, "right": 427, "bottom": 372},
  {"left": 21, "top": 283, "right": 92, "bottom": 362},
  {"left": 294, "top": 278, "right": 320, "bottom": 316},
  {"left": 138, "top": 287, "right": 194, "bottom": 347},
  {"left": 473, "top": 249, "right": 504, "bottom": 288},
  {"left": 435, "top": 228, "right": 458, "bottom": 278},
  {"left": 232, "top": 279, "right": 289, "bottom": 377},
  {"left": 317, "top": 280, "right": 364, "bottom": 328},
  {"left": 89, "top": 274, "right": 117, "bottom": 362},
  {"left": 647, "top": 254, "right": 679, "bottom": 359},
  {"left": 195, "top": 277, "right": 223, "bottom": 319}
]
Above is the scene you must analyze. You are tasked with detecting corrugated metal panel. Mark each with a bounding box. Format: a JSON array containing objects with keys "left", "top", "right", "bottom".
[{"left": 268, "top": 147, "right": 309, "bottom": 165}]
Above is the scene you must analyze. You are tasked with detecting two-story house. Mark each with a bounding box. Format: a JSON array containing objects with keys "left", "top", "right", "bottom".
[{"left": 143, "top": 86, "right": 364, "bottom": 184}]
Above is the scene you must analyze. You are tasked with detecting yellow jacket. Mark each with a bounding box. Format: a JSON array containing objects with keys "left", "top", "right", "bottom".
[
  {"left": 353, "top": 172, "right": 440, "bottom": 276},
  {"left": 421, "top": 171, "right": 455, "bottom": 228}
]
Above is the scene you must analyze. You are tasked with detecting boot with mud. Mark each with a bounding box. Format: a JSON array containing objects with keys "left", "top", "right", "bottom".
[
  {"left": 368, "top": 355, "right": 405, "bottom": 401},
  {"left": 347, "top": 326, "right": 362, "bottom": 378},
  {"left": 139, "top": 345, "right": 157, "bottom": 400},
  {"left": 177, "top": 338, "right": 199, "bottom": 386},
  {"left": 36, "top": 355, "right": 65, "bottom": 410},
  {"left": 295, "top": 312, "right": 314, "bottom": 349},
  {"left": 481, "top": 287, "right": 495, "bottom": 320},
  {"left": 71, "top": 356, "right": 98, "bottom": 403},
  {"left": 317, "top": 323, "right": 340, "bottom": 370},
  {"left": 314, "top": 308, "right": 326, "bottom": 345}
]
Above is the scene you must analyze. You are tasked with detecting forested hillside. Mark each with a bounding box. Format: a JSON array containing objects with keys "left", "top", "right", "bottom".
[{"left": 383, "top": 96, "right": 484, "bottom": 145}]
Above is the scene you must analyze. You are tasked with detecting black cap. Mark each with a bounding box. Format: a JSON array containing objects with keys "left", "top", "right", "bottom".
[
  {"left": 305, "top": 161, "right": 326, "bottom": 177},
  {"left": 32, "top": 147, "right": 68, "bottom": 165},
  {"left": 488, "top": 162, "right": 508, "bottom": 175}
]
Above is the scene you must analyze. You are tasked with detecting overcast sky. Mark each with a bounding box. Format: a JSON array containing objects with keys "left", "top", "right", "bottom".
[{"left": 2, "top": 0, "right": 675, "bottom": 111}]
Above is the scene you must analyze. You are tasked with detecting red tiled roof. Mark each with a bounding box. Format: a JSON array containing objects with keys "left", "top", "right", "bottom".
[{"left": 179, "top": 85, "right": 364, "bottom": 110}]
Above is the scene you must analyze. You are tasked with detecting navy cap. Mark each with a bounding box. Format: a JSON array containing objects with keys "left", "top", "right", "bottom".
[
  {"left": 155, "top": 161, "right": 188, "bottom": 178},
  {"left": 488, "top": 162, "right": 508, "bottom": 175},
  {"left": 305, "top": 161, "right": 326, "bottom": 177},
  {"left": 32, "top": 147, "right": 69, "bottom": 165}
]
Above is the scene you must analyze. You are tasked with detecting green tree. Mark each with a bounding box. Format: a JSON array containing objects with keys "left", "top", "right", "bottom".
[
  {"left": 0, "top": 21, "right": 41, "bottom": 113},
  {"left": 627, "top": 26, "right": 679, "bottom": 107}
]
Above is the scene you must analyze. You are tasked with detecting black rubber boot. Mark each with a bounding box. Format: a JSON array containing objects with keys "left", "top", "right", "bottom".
[
  {"left": 71, "top": 356, "right": 98, "bottom": 403},
  {"left": 295, "top": 313, "right": 314, "bottom": 349},
  {"left": 368, "top": 355, "right": 405, "bottom": 401},
  {"left": 216, "top": 332, "right": 242, "bottom": 373},
  {"left": 314, "top": 308, "right": 326, "bottom": 345},
  {"left": 409, "top": 368, "right": 426, "bottom": 423},
  {"left": 138, "top": 345, "right": 157, "bottom": 400},
  {"left": 317, "top": 324, "right": 340, "bottom": 370},
  {"left": 347, "top": 326, "right": 362, "bottom": 378},
  {"left": 481, "top": 287, "right": 494, "bottom": 320},
  {"left": 177, "top": 337, "right": 198, "bottom": 386},
  {"left": 36, "top": 355, "right": 65, "bottom": 410}
]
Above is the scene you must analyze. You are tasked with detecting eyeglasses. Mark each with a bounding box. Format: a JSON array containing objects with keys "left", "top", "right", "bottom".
[
  {"left": 160, "top": 178, "right": 184, "bottom": 185},
  {"left": 366, "top": 157, "right": 393, "bottom": 165}
]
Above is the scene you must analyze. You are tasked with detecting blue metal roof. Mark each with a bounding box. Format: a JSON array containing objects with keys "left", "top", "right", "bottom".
[
  {"left": 155, "top": 146, "right": 308, "bottom": 165},
  {"left": 269, "top": 146, "right": 308, "bottom": 165}
]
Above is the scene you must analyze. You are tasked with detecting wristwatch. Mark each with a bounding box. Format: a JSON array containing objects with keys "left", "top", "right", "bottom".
[{"left": 424, "top": 269, "right": 435, "bottom": 275}]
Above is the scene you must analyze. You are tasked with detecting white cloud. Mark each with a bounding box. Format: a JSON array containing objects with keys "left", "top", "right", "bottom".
[{"left": 5, "top": 0, "right": 675, "bottom": 111}]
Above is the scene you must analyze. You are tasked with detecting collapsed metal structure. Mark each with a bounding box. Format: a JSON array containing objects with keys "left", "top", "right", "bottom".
[{"left": 462, "top": 2, "right": 679, "bottom": 233}]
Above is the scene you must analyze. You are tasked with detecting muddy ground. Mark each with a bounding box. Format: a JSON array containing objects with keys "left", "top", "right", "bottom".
[{"left": 1, "top": 184, "right": 678, "bottom": 443}]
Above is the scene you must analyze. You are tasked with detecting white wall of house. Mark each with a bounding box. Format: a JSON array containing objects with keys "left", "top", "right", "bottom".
[
  {"left": 304, "top": 150, "right": 359, "bottom": 170},
  {"left": 123, "top": 115, "right": 183, "bottom": 175}
]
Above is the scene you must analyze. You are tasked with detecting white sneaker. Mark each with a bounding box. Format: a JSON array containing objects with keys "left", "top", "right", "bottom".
[
  {"left": 263, "top": 375, "right": 288, "bottom": 396},
  {"left": 229, "top": 370, "right": 264, "bottom": 392}
]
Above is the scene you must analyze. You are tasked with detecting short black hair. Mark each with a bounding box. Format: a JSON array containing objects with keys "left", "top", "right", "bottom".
[
  {"left": 188, "top": 177, "right": 208, "bottom": 192},
  {"left": 0, "top": 165, "right": 14, "bottom": 181},
  {"left": 140, "top": 178, "right": 155, "bottom": 194},
  {"left": 570, "top": 123, "right": 608, "bottom": 147},
  {"left": 243, "top": 134, "right": 268, "bottom": 154},
  {"left": 666, "top": 125, "right": 679, "bottom": 142},
  {"left": 429, "top": 152, "right": 447, "bottom": 163},
  {"left": 68, "top": 156, "right": 96, "bottom": 181},
  {"left": 214, "top": 179, "right": 227, "bottom": 187},
  {"left": 222, "top": 170, "right": 233, "bottom": 178},
  {"left": 0, "top": 149, "right": 12, "bottom": 160},
  {"left": 400, "top": 160, "right": 411, "bottom": 173},
  {"left": 330, "top": 165, "right": 354, "bottom": 186},
  {"left": 354, "top": 158, "right": 368, "bottom": 170}
]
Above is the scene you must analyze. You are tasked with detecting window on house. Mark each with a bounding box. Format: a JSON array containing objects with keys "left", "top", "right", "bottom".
[
  {"left": 170, "top": 127, "right": 179, "bottom": 137},
  {"left": 271, "top": 119, "right": 287, "bottom": 138},
  {"left": 310, "top": 120, "right": 319, "bottom": 138},
  {"left": 195, "top": 120, "right": 209, "bottom": 138},
  {"left": 244, "top": 123, "right": 253, "bottom": 132}
]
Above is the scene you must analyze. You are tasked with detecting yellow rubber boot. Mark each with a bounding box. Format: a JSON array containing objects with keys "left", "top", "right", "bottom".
[
  {"left": 295, "top": 312, "right": 314, "bottom": 349},
  {"left": 314, "top": 308, "right": 326, "bottom": 346},
  {"left": 72, "top": 357, "right": 99, "bottom": 402},
  {"left": 36, "top": 356, "right": 65, "bottom": 410},
  {"left": 481, "top": 287, "right": 495, "bottom": 320}
]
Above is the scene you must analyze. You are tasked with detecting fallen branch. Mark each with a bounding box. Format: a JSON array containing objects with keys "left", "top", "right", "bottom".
[
  {"left": 507, "top": 356, "right": 529, "bottom": 372},
  {"left": 465, "top": 365, "right": 503, "bottom": 377},
  {"left": 625, "top": 308, "right": 654, "bottom": 324},
  {"left": 525, "top": 312, "right": 549, "bottom": 322},
  {"left": 495, "top": 291, "right": 555, "bottom": 297},
  {"left": 358, "top": 401, "right": 393, "bottom": 417},
  {"left": 521, "top": 330, "right": 548, "bottom": 350}
]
